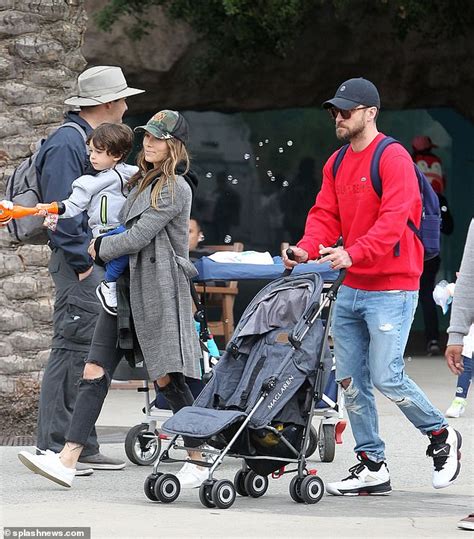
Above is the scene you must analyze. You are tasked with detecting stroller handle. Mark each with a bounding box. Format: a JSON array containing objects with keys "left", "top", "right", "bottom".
[
  {"left": 281, "top": 248, "right": 296, "bottom": 277},
  {"left": 285, "top": 247, "right": 346, "bottom": 297},
  {"left": 326, "top": 268, "right": 346, "bottom": 299}
]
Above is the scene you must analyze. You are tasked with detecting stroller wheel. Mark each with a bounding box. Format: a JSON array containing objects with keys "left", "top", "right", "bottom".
[
  {"left": 318, "top": 424, "right": 336, "bottom": 462},
  {"left": 233, "top": 470, "right": 249, "bottom": 497},
  {"left": 305, "top": 425, "right": 319, "bottom": 458},
  {"left": 143, "top": 473, "right": 162, "bottom": 501},
  {"left": 125, "top": 423, "right": 161, "bottom": 466},
  {"left": 300, "top": 475, "right": 324, "bottom": 504},
  {"left": 211, "top": 479, "right": 236, "bottom": 509},
  {"left": 154, "top": 473, "right": 180, "bottom": 503},
  {"left": 199, "top": 480, "right": 217, "bottom": 508},
  {"left": 244, "top": 471, "right": 269, "bottom": 498},
  {"left": 289, "top": 476, "right": 304, "bottom": 503}
]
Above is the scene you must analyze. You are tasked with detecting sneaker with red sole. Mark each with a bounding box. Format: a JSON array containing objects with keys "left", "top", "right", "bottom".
[{"left": 427, "top": 426, "right": 462, "bottom": 489}]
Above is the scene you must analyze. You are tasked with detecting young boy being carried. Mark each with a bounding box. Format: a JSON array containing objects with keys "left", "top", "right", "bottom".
[{"left": 37, "top": 122, "right": 137, "bottom": 315}]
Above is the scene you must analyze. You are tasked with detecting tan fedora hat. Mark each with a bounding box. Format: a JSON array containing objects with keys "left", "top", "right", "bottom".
[{"left": 64, "top": 65, "right": 145, "bottom": 106}]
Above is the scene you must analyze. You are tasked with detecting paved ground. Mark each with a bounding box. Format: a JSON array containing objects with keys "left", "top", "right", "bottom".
[{"left": 1, "top": 356, "right": 472, "bottom": 538}]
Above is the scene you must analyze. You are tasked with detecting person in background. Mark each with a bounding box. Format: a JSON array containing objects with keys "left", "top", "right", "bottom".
[
  {"left": 283, "top": 77, "right": 461, "bottom": 497},
  {"left": 444, "top": 219, "right": 474, "bottom": 531},
  {"left": 433, "top": 278, "right": 472, "bottom": 418},
  {"left": 189, "top": 216, "right": 212, "bottom": 260},
  {"left": 412, "top": 135, "right": 454, "bottom": 355}
]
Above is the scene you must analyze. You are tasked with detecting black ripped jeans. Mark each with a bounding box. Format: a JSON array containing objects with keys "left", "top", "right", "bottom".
[{"left": 66, "top": 310, "right": 200, "bottom": 448}]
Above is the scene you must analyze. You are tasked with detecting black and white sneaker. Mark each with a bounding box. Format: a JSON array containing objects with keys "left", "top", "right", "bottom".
[
  {"left": 96, "top": 280, "right": 117, "bottom": 316},
  {"left": 427, "top": 426, "right": 462, "bottom": 489},
  {"left": 326, "top": 453, "right": 391, "bottom": 496}
]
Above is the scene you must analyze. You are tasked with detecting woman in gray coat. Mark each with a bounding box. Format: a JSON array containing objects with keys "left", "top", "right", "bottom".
[{"left": 18, "top": 110, "right": 207, "bottom": 489}]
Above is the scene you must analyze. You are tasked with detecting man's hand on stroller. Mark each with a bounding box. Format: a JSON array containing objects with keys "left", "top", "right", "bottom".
[
  {"left": 282, "top": 246, "right": 308, "bottom": 269},
  {"left": 317, "top": 244, "right": 353, "bottom": 270}
]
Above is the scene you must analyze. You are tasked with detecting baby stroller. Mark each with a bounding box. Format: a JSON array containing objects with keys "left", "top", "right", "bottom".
[{"left": 143, "top": 269, "right": 345, "bottom": 508}]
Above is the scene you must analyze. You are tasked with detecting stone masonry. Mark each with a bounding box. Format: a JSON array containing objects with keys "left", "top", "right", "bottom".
[{"left": 0, "top": 0, "right": 87, "bottom": 434}]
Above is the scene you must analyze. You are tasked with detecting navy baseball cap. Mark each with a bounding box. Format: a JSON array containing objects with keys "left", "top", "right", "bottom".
[{"left": 323, "top": 78, "right": 380, "bottom": 110}]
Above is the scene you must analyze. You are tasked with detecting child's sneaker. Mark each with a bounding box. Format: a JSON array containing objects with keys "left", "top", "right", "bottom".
[
  {"left": 326, "top": 452, "right": 391, "bottom": 496},
  {"left": 96, "top": 280, "right": 117, "bottom": 316},
  {"left": 445, "top": 397, "right": 467, "bottom": 418},
  {"left": 427, "top": 426, "right": 462, "bottom": 489},
  {"left": 18, "top": 450, "right": 75, "bottom": 488}
]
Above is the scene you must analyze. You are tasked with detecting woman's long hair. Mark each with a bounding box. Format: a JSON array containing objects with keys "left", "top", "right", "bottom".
[{"left": 129, "top": 138, "right": 190, "bottom": 209}]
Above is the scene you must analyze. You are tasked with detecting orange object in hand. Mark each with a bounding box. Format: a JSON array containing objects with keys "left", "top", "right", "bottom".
[{"left": 0, "top": 202, "right": 59, "bottom": 224}]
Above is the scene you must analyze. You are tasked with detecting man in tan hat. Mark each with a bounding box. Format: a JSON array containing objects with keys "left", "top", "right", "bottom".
[{"left": 35, "top": 66, "right": 144, "bottom": 474}]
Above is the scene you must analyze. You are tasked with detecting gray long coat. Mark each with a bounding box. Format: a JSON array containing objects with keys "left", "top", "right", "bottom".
[{"left": 98, "top": 175, "right": 201, "bottom": 380}]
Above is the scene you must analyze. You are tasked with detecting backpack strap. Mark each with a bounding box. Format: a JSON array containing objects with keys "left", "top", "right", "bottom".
[
  {"left": 406, "top": 167, "right": 424, "bottom": 240},
  {"left": 370, "top": 135, "right": 398, "bottom": 197},
  {"left": 332, "top": 143, "right": 350, "bottom": 178},
  {"left": 371, "top": 135, "right": 422, "bottom": 256},
  {"left": 58, "top": 122, "right": 87, "bottom": 142}
]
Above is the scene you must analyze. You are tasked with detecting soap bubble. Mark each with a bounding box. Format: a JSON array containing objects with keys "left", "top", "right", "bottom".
[
  {"left": 258, "top": 141, "right": 264, "bottom": 147},
  {"left": 278, "top": 147, "right": 284, "bottom": 153},
  {"left": 265, "top": 139, "right": 269, "bottom": 144},
  {"left": 231, "top": 178, "right": 238, "bottom": 185},
  {"left": 224, "top": 235, "right": 232, "bottom": 244},
  {"left": 266, "top": 170, "right": 272, "bottom": 176},
  {"left": 227, "top": 175, "right": 233, "bottom": 181},
  {"left": 205, "top": 172, "right": 212, "bottom": 178},
  {"left": 256, "top": 156, "right": 260, "bottom": 161},
  {"left": 287, "top": 140, "right": 293, "bottom": 146},
  {"left": 244, "top": 153, "right": 250, "bottom": 160},
  {"left": 270, "top": 176, "right": 276, "bottom": 182},
  {"left": 282, "top": 180, "right": 289, "bottom": 187}
]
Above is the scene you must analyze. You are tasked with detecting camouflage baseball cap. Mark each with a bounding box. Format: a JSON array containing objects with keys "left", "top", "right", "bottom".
[{"left": 134, "top": 110, "right": 189, "bottom": 144}]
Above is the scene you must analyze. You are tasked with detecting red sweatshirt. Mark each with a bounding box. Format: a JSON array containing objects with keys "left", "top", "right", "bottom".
[{"left": 297, "top": 133, "right": 423, "bottom": 291}]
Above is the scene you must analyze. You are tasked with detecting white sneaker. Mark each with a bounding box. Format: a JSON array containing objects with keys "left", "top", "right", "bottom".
[
  {"left": 445, "top": 397, "right": 467, "bottom": 418},
  {"left": 175, "top": 461, "right": 209, "bottom": 489},
  {"left": 326, "top": 456, "right": 391, "bottom": 496},
  {"left": 427, "top": 426, "right": 462, "bottom": 489},
  {"left": 18, "top": 450, "right": 75, "bottom": 488},
  {"left": 96, "top": 280, "right": 117, "bottom": 316}
]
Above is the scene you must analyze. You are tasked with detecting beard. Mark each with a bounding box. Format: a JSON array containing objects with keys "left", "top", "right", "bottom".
[{"left": 336, "top": 120, "right": 366, "bottom": 141}]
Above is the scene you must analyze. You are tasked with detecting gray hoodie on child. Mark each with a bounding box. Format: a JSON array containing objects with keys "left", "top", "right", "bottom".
[{"left": 60, "top": 162, "right": 138, "bottom": 237}]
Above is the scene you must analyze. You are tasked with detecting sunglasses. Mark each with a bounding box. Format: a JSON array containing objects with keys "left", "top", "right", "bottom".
[{"left": 328, "top": 106, "right": 372, "bottom": 120}]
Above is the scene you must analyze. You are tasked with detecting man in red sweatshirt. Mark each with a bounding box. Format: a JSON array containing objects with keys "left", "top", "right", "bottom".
[{"left": 283, "top": 78, "right": 461, "bottom": 496}]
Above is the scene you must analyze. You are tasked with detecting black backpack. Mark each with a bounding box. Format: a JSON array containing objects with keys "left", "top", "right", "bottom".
[{"left": 333, "top": 136, "right": 441, "bottom": 260}]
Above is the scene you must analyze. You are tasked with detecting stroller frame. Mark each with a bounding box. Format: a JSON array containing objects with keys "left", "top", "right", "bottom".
[{"left": 144, "top": 270, "right": 345, "bottom": 508}]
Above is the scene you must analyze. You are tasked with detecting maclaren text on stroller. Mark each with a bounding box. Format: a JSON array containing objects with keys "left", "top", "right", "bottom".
[{"left": 143, "top": 267, "right": 345, "bottom": 508}]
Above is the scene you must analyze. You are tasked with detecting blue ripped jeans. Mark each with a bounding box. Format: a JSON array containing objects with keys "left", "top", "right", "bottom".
[{"left": 332, "top": 285, "right": 446, "bottom": 462}]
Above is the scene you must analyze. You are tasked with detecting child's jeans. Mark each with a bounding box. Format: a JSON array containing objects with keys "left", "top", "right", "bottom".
[
  {"left": 102, "top": 225, "right": 129, "bottom": 281},
  {"left": 456, "top": 355, "right": 472, "bottom": 399}
]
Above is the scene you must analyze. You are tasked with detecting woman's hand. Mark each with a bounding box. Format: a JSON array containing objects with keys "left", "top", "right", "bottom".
[{"left": 88, "top": 239, "right": 97, "bottom": 260}]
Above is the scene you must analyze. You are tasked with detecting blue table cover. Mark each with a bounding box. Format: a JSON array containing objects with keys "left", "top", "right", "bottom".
[{"left": 193, "top": 256, "right": 339, "bottom": 282}]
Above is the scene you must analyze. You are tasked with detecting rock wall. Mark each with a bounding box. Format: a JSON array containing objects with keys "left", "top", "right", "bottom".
[
  {"left": 0, "top": 0, "right": 87, "bottom": 434},
  {"left": 82, "top": 1, "right": 474, "bottom": 121}
]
